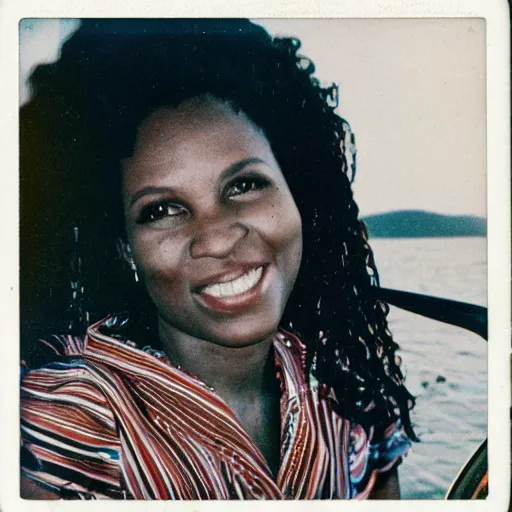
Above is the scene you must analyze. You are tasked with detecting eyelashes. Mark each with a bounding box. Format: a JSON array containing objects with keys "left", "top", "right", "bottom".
[
  {"left": 135, "top": 174, "right": 272, "bottom": 227},
  {"left": 225, "top": 175, "right": 271, "bottom": 198},
  {"left": 136, "top": 202, "right": 187, "bottom": 226}
]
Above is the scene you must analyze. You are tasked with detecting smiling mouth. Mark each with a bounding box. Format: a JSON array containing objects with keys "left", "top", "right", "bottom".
[
  {"left": 194, "top": 265, "right": 268, "bottom": 313},
  {"left": 200, "top": 266, "right": 264, "bottom": 298}
]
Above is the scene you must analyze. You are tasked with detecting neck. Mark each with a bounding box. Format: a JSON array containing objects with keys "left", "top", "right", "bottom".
[{"left": 157, "top": 318, "right": 276, "bottom": 400}]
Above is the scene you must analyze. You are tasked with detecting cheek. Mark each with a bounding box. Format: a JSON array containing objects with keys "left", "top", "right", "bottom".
[
  {"left": 266, "top": 196, "right": 303, "bottom": 267},
  {"left": 130, "top": 230, "right": 186, "bottom": 286}
]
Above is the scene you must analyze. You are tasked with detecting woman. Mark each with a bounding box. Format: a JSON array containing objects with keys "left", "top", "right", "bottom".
[{"left": 20, "top": 18, "right": 417, "bottom": 500}]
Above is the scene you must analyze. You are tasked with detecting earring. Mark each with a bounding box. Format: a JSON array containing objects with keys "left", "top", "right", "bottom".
[
  {"left": 120, "top": 241, "right": 139, "bottom": 283},
  {"left": 129, "top": 259, "right": 139, "bottom": 282}
]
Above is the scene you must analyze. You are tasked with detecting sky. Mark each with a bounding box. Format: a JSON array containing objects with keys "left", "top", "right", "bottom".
[{"left": 19, "top": 18, "right": 487, "bottom": 218}]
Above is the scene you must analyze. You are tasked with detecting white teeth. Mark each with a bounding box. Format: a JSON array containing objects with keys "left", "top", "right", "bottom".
[
  {"left": 209, "top": 283, "right": 221, "bottom": 297},
  {"left": 202, "top": 267, "right": 263, "bottom": 298},
  {"left": 232, "top": 278, "right": 244, "bottom": 295}
]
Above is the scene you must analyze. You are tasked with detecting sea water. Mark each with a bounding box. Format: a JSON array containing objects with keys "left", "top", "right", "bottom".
[{"left": 370, "top": 237, "right": 487, "bottom": 499}]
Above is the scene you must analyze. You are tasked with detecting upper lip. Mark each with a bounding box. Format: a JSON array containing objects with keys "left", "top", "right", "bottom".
[{"left": 192, "top": 263, "right": 267, "bottom": 292}]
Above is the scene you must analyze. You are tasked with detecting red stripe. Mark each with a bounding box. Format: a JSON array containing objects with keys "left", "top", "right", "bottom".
[{"left": 20, "top": 316, "right": 411, "bottom": 499}]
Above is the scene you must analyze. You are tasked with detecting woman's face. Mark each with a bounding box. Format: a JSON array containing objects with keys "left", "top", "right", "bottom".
[{"left": 122, "top": 96, "right": 303, "bottom": 348}]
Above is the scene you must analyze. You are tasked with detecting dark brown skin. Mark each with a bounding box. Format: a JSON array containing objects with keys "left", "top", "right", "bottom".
[
  {"left": 121, "top": 95, "right": 302, "bottom": 475},
  {"left": 159, "top": 318, "right": 282, "bottom": 476},
  {"left": 121, "top": 95, "right": 303, "bottom": 350},
  {"left": 21, "top": 95, "right": 401, "bottom": 499}
]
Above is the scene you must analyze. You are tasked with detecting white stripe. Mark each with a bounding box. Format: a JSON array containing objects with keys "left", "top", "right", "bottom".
[
  {"left": 22, "top": 425, "right": 115, "bottom": 462},
  {"left": 22, "top": 386, "right": 114, "bottom": 422}
]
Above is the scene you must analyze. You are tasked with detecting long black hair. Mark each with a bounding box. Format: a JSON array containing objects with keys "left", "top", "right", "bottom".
[{"left": 20, "top": 18, "right": 417, "bottom": 440}]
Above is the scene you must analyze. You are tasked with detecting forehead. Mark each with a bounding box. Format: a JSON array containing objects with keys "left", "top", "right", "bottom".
[
  {"left": 132, "top": 97, "right": 267, "bottom": 162},
  {"left": 122, "top": 96, "right": 278, "bottom": 192}
]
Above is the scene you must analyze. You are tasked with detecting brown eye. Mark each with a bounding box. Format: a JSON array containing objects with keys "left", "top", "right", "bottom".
[
  {"left": 226, "top": 176, "right": 270, "bottom": 199},
  {"left": 136, "top": 201, "right": 187, "bottom": 226}
]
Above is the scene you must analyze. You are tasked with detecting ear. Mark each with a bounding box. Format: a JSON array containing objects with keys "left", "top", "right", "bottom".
[{"left": 117, "top": 239, "right": 136, "bottom": 269}]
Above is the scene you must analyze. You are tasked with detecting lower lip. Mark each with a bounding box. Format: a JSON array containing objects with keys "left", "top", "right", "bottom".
[{"left": 193, "top": 266, "right": 269, "bottom": 313}]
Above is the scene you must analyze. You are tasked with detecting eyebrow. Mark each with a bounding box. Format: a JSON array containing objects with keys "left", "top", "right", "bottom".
[{"left": 129, "top": 157, "right": 270, "bottom": 207}]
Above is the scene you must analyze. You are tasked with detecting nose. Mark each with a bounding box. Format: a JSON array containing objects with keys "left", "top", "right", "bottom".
[{"left": 189, "top": 220, "right": 249, "bottom": 260}]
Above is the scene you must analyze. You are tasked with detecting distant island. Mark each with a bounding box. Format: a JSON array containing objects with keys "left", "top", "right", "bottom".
[{"left": 361, "top": 210, "right": 486, "bottom": 238}]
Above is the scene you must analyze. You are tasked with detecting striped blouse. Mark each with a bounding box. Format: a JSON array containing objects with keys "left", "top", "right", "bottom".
[{"left": 20, "top": 315, "right": 411, "bottom": 500}]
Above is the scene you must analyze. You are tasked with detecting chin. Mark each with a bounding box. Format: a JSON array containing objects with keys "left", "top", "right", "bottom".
[{"left": 209, "top": 320, "right": 280, "bottom": 348}]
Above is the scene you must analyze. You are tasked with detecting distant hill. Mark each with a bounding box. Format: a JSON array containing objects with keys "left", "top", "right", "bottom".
[{"left": 361, "top": 210, "right": 486, "bottom": 238}]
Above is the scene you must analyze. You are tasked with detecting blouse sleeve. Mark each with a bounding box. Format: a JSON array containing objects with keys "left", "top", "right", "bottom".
[
  {"left": 20, "top": 354, "right": 126, "bottom": 500},
  {"left": 349, "top": 419, "right": 412, "bottom": 499}
]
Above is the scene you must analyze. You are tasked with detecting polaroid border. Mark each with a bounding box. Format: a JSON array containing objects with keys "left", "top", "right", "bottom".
[{"left": 1, "top": 1, "right": 510, "bottom": 511}]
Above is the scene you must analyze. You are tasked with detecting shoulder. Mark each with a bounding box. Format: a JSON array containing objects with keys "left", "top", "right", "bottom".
[
  {"left": 21, "top": 356, "right": 117, "bottom": 425},
  {"left": 21, "top": 334, "right": 113, "bottom": 418},
  {"left": 304, "top": 376, "right": 412, "bottom": 499},
  {"left": 21, "top": 337, "right": 124, "bottom": 499}
]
